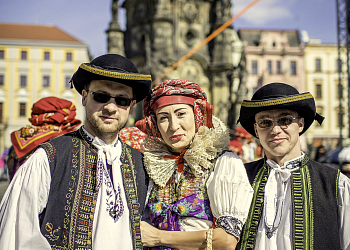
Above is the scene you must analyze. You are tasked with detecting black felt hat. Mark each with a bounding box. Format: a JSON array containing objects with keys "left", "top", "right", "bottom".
[
  {"left": 237, "top": 82, "right": 324, "bottom": 138},
  {"left": 71, "top": 54, "right": 152, "bottom": 102}
]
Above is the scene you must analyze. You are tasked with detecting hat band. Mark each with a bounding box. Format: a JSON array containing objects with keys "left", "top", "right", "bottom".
[
  {"left": 242, "top": 93, "right": 314, "bottom": 107},
  {"left": 80, "top": 63, "right": 152, "bottom": 81},
  {"left": 151, "top": 95, "right": 196, "bottom": 112}
]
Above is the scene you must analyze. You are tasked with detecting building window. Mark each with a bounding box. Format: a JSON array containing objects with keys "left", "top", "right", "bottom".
[
  {"left": 66, "top": 52, "right": 72, "bottom": 61},
  {"left": 315, "top": 83, "right": 322, "bottom": 99},
  {"left": 21, "top": 51, "right": 27, "bottom": 60},
  {"left": 316, "top": 58, "right": 321, "bottom": 72},
  {"left": 0, "top": 103, "right": 3, "bottom": 123},
  {"left": 0, "top": 75, "right": 4, "bottom": 86},
  {"left": 0, "top": 50, "right": 4, "bottom": 59},
  {"left": 337, "top": 59, "right": 342, "bottom": 72},
  {"left": 20, "top": 75, "right": 27, "bottom": 87},
  {"left": 276, "top": 61, "right": 282, "bottom": 74},
  {"left": 252, "top": 60, "right": 258, "bottom": 75},
  {"left": 19, "top": 102, "right": 26, "bottom": 117},
  {"left": 272, "top": 42, "right": 276, "bottom": 47},
  {"left": 44, "top": 51, "right": 50, "bottom": 60},
  {"left": 290, "top": 61, "right": 297, "bottom": 75},
  {"left": 268, "top": 60, "right": 272, "bottom": 74},
  {"left": 65, "top": 76, "right": 71, "bottom": 88},
  {"left": 336, "top": 106, "right": 344, "bottom": 128},
  {"left": 43, "top": 76, "right": 50, "bottom": 87}
]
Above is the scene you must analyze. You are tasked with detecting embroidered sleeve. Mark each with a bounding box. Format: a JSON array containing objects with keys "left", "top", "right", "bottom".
[
  {"left": 206, "top": 152, "right": 254, "bottom": 239},
  {"left": 216, "top": 216, "right": 244, "bottom": 239}
]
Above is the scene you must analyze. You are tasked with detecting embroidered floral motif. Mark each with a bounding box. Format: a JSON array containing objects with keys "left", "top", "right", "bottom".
[
  {"left": 104, "top": 175, "right": 124, "bottom": 222},
  {"left": 216, "top": 216, "right": 243, "bottom": 239},
  {"left": 148, "top": 193, "right": 212, "bottom": 231},
  {"left": 44, "top": 222, "right": 61, "bottom": 241}
]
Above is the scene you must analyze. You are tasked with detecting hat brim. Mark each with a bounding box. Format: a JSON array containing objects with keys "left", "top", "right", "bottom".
[
  {"left": 71, "top": 63, "right": 152, "bottom": 103},
  {"left": 238, "top": 93, "right": 317, "bottom": 138}
]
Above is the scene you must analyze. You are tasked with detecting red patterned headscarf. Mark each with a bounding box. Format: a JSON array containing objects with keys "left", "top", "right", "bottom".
[
  {"left": 11, "top": 97, "right": 82, "bottom": 158},
  {"left": 135, "top": 79, "right": 213, "bottom": 138}
]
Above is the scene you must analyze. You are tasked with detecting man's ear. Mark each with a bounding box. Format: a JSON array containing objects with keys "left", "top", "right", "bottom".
[
  {"left": 298, "top": 117, "right": 305, "bottom": 133},
  {"left": 82, "top": 89, "right": 88, "bottom": 107},
  {"left": 254, "top": 123, "right": 259, "bottom": 138},
  {"left": 129, "top": 100, "right": 136, "bottom": 114}
]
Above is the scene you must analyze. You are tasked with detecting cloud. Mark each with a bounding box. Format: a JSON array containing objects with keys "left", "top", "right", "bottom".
[{"left": 232, "top": 0, "right": 294, "bottom": 25}]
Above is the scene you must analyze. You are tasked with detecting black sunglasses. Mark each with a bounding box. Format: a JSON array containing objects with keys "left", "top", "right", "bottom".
[
  {"left": 256, "top": 115, "right": 298, "bottom": 129},
  {"left": 88, "top": 91, "right": 133, "bottom": 107}
]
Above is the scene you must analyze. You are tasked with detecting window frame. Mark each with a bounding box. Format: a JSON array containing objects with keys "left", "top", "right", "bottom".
[
  {"left": 252, "top": 60, "right": 258, "bottom": 75},
  {"left": 19, "top": 102, "right": 26, "bottom": 117},
  {"left": 42, "top": 75, "right": 50, "bottom": 87},
  {"left": 44, "top": 51, "right": 50, "bottom": 61},
  {"left": 20, "top": 75, "right": 27, "bottom": 87},
  {"left": 290, "top": 61, "right": 297, "bottom": 75}
]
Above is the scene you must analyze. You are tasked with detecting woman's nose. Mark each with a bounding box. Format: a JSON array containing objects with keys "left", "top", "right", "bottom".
[{"left": 169, "top": 117, "right": 180, "bottom": 131}]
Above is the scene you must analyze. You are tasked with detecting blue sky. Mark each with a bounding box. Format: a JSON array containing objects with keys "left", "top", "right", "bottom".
[{"left": 0, "top": 0, "right": 337, "bottom": 59}]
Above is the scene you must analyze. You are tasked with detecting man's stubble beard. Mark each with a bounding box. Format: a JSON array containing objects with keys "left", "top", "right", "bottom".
[{"left": 85, "top": 110, "right": 127, "bottom": 140}]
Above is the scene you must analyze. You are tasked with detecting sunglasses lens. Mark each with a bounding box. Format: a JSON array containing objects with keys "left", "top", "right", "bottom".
[
  {"left": 257, "top": 119, "right": 273, "bottom": 128},
  {"left": 278, "top": 117, "right": 293, "bottom": 127},
  {"left": 115, "top": 97, "right": 131, "bottom": 107},
  {"left": 93, "top": 93, "right": 110, "bottom": 103}
]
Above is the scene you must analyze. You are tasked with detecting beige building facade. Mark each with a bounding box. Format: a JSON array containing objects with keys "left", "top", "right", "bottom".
[
  {"left": 304, "top": 42, "right": 348, "bottom": 148},
  {"left": 0, "top": 23, "right": 90, "bottom": 152},
  {"left": 238, "top": 29, "right": 305, "bottom": 98}
]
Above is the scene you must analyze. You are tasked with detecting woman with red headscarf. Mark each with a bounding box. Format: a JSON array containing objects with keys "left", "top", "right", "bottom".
[
  {"left": 136, "top": 80, "right": 253, "bottom": 249},
  {"left": 7, "top": 96, "right": 81, "bottom": 182}
]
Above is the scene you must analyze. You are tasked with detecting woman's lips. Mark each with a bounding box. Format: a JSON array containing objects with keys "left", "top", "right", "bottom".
[{"left": 170, "top": 134, "right": 183, "bottom": 141}]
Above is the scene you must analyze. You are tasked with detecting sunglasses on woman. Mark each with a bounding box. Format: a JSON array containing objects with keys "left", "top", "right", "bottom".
[
  {"left": 256, "top": 115, "right": 298, "bottom": 129},
  {"left": 88, "top": 91, "right": 133, "bottom": 107}
]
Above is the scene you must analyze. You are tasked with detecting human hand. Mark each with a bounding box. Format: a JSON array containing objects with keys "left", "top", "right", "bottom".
[{"left": 141, "top": 221, "right": 162, "bottom": 247}]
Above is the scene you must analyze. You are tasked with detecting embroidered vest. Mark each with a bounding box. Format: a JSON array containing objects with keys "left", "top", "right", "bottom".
[
  {"left": 39, "top": 128, "right": 147, "bottom": 250},
  {"left": 238, "top": 156, "right": 340, "bottom": 250}
]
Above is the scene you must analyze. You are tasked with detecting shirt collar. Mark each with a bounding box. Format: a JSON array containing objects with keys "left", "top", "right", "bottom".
[{"left": 266, "top": 152, "right": 305, "bottom": 170}]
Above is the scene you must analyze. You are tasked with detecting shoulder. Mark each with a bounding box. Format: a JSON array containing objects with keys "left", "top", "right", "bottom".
[{"left": 244, "top": 158, "right": 265, "bottom": 185}]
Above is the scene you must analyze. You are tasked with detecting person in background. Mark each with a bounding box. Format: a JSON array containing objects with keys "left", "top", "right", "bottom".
[
  {"left": 236, "top": 82, "right": 350, "bottom": 250},
  {"left": 136, "top": 79, "right": 253, "bottom": 249},
  {"left": 0, "top": 54, "right": 151, "bottom": 250},
  {"left": 7, "top": 96, "right": 81, "bottom": 182}
]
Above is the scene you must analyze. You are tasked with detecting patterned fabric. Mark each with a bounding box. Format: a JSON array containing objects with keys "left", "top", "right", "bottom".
[
  {"left": 119, "top": 127, "right": 147, "bottom": 152},
  {"left": 216, "top": 216, "right": 244, "bottom": 239},
  {"left": 135, "top": 79, "right": 213, "bottom": 137},
  {"left": 10, "top": 97, "right": 81, "bottom": 159},
  {"left": 148, "top": 193, "right": 213, "bottom": 231}
]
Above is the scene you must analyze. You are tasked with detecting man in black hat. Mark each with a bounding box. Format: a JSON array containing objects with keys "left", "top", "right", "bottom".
[
  {"left": 0, "top": 54, "right": 151, "bottom": 250},
  {"left": 237, "top": 82, "right": 350, "bottom": 250}
]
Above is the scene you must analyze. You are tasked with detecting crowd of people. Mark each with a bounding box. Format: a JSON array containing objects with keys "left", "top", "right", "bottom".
[{"left": 0, "top": 54, "right": 349, "bottom": 250}]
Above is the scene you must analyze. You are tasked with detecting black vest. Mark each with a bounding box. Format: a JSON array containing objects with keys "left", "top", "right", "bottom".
[
  {"left": 239, "top": 156, "right": 340, "bottom": 250},
  {"left": 39, "top": 128, "right": 148, "bottom": 250}
]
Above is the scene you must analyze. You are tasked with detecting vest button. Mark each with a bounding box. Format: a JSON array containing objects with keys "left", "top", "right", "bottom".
[
  {"left": 90, "top": 214, "right": 94, "bottom": 219},
  {"left": 264, "top": 177, "right": 267, "bottom": 181},
  {"left": 93, "top": 200, "right": 96, "bottom": 205},
  {"left": 88, "top": 232, "right": 92, "bottom": 236},
  {"left": 260, "top": 198, "right": 264, "bottom": 203},
  {"left": 91, "top": 208, "right": 95, "bottom": 212},
  {"left": 249, "top": 244, "right": 254, "bottom": 248},
  {"left": 255, "top": 221, "right": 259, "bottom": 225},
  {"left": 87, "top": 240, "right": 91, "bottom": 245}
]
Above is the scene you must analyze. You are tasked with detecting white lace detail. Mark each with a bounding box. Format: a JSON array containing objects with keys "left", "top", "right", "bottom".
[{"left": 143, "top": 116, "right": 230, "bottom": 187}]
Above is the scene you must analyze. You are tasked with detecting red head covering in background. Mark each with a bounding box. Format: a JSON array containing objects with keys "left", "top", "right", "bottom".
[
  {"left": 135, "top": 79, "right": 213, "bottom": 138},
  {"left": 11, "top": 97, "right": 81, "bottom": 158}
]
